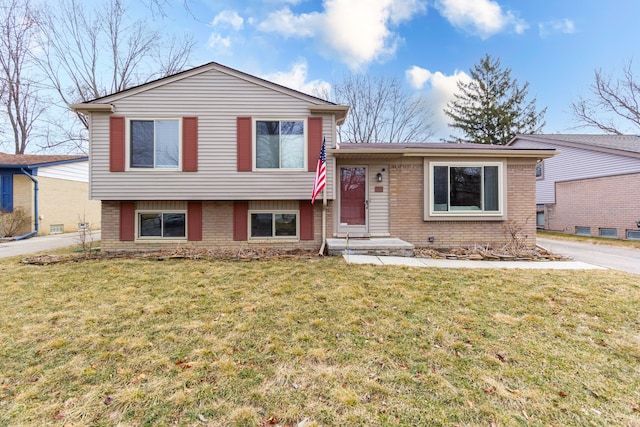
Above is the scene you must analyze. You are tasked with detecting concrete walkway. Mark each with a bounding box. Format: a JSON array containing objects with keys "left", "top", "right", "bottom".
[{"left": 343, "top": 254, "right": 607, "bottom": 270}]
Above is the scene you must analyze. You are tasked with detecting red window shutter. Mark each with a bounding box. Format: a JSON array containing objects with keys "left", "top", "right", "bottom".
[
  {"left": 307, "top": 117, "right": 323, "bottom": 172},
  {"left": 299, "top": 200, "right": 314, "bottom": 240},
  {"left": 237, "top": 117, "right": 252, "bottom": 171},
  {"left": 110, "top": 116, "right": 126, "bottom": 172},
  {"left": 233, "top": 202, "right": 249, "bottom": 241},
  {"left": 187, "top": 201, "right": 203, "bottom": 241},
  {"left": 182, "top": 117, "right": 198, "bottom": 172},
  {"left": 120, "top": 201, "right": 135, "bottom": 241}
]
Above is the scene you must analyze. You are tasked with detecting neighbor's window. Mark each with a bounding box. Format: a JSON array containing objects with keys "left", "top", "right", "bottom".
[
  {"left": 431, "top": 162, "right": 503, "bottom": 215},
  {"left": 536, "top": 161, "right": 543, "bottom": 180},
  {"left": 130, "top": 119, "right": 180, "bottom": 169},
  {"left": 50, "top": 224, "right": 64, "bottom": 234},
  {"left": 250, "top": 211, "right": 298, "bottom": 239},
  {"left": 255, "top": 120, "right": 305, "bottom": 169},
  {"left": 138, "top": 211, "right": 186, "bottom": 239},
  {"left": 627, "top": 230, "right": 640, "bottom": 240},
  {"left": 575, "top": 226, "right": 591, "bottom": 236},
  {"left": 599, "top": 228, "right": 618, "bottom": 238}
]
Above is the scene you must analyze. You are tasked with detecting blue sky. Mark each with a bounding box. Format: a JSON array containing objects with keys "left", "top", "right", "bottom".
[{"left": 132, "top": 0, "right": 640, "bottom": 141}]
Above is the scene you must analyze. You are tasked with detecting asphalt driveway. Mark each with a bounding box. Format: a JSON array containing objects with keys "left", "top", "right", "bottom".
[
  {"left": 0, "top": 231, "right": 101, "bottom": 259},
  {"left": 537, "top": 237, "right": 640, "bottom": 275}
]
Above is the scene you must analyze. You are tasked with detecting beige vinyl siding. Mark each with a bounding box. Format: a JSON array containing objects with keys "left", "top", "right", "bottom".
[
  {"left": 137, "top": 201, "right": 187, "bottom": 210},
  {"left": 368, "top": 163, "right": 390, "bottom": 236},
  {"left": 89, "top": 68, "right": 337, "bottom": 201}
]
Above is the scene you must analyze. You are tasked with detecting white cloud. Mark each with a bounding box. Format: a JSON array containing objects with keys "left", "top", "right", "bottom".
[
  {"left": 262, "top": 61, "right": 331, "bottom": 98},
  {"left": 210, "top": 10, "right": 244, "bottom": 30},
  {"left": 405, "top": 65, "right": 472, "bottom": 138},
  {"left": 257, "top": 6, "right": 317, "bottom": 37},
  {"left": 435, "top": 0, "right": 527, "bottom": 39},
  {"left": 539, "top": 18, "right": 576, "bottom": 38},
  {"left": 257, "top": 0, "right": 427, "bottom": 70},
  {"left": 207, "top": 33, "right": 232, "bottom": 51}
]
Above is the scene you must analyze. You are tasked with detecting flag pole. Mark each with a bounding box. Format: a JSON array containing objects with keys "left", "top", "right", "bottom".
[{"left": 319, "top": 182, "right": 327, "bottom": 256}]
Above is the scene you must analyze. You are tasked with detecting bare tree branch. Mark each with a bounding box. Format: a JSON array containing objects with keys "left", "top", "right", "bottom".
[
  {"left": 335, "top": 73, "right": 434, "bottom": 143},
  {"left": 571, "top": 61, "right": 640, "bottom": 134},
  {"left": 34, "top": 0, "right": 195, "bottom": 153},
  {"left": 0, "top": 0, "right": 46, "bottom": 154}
]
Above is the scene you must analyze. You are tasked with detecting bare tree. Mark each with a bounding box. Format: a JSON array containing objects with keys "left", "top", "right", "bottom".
[
  {"left": 36, "top": 0, "right": 195, "bottom": 152},
  {"left": 334, "top": 73, "right": 434, "bottom": 143},
  {"left": 0, "top": 0, "right": 46, "bottom": 154},
  {"left": 571, "top": 61, "right": 640, "bottom": 134}
]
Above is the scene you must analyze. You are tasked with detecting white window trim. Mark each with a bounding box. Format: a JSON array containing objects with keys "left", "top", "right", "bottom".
[
  {"left": 252, "top": 118, "right": 308, "bottom": 171},
  {"left": 427, "top": 161, "right": 505, "bottom": 218},
  {"left": 135, "top": 209, "right": 188, "bottom": 241},
  {"left": 125, "top": 117, "right": 183, "bottom": 171},
  {"left": 248, "top": 209, "right": 300, "bottom": 241}
]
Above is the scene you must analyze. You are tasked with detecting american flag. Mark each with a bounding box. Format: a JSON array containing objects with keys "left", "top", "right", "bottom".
[{"left": 311, "top": 137, "right": 326, "bottom": 204}]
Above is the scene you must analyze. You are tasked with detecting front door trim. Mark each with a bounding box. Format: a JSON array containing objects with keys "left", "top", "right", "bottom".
[{"left": 337, "top": 165, "right": 369, "bottom": 237}]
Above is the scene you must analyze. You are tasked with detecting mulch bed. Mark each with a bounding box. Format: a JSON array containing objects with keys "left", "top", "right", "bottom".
[
  {"left": 415, "top": 245, "right": 570, "bottom": 261},
  {"left": 21, "top": 245, "right": 569, "bottom": 265}
]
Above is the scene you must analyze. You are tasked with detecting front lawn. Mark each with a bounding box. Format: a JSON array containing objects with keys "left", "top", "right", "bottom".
[{"left": 1, "top": 253, "right": 639, "bottom": 426}]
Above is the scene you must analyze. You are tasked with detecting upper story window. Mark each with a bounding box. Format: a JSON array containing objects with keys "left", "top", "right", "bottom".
[
  {"left": 255, "top": 120, "right": 305, "bottom": 170},
  {"left": 129, "top": 119, "right": 180, "bottom": 169},
  {"left": 429, "top": 162, "right": 504, "bottom": 216}
]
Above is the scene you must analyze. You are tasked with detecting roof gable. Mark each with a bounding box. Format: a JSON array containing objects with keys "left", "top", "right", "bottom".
[
  {"left": 509, "top": 134, "right": 640, "bottom": 157},
  {"left": 79, "top": 62, "right": 338, "bottom": 107}
]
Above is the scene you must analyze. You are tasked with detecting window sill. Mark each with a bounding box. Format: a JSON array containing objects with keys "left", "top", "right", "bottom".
[
  {"left": 134, "top": 239, "right": 188, "bottom": 243},
  {"left": 248, "top": 238, "right": 300, "bottom": 243},
  {"left": 426, "top": 212, "right": 505, "bottom": 221}
]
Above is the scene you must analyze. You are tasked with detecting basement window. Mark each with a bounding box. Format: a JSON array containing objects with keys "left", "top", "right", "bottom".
[
  {"left": 137, "top": 211, "right": 186, "bottom": 239},
  {"left": 249, "top": 211, "right": 298, "bottom": 239},
  {"left": 599, "top": 228, "right": 617, "bottom": 238},
  {"left": 50, "top": 224, "right": 64, "bottom": 234},
  {"left": 575, "top": 226, "right": 591, "bottom": 236},
  {"left": 626, "top": 230, "right": 640, "bottom": 240}
]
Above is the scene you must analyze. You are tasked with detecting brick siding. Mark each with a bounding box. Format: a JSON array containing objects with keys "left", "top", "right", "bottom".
[
  {"left": 389, "top": 158, "right": 537, "bottom": 249},
  {"left": 544, "top": 173, "right": 640, "bottom": 239},
  {"left": 100, "top": 200, "right": 331, "bottom": 252}
]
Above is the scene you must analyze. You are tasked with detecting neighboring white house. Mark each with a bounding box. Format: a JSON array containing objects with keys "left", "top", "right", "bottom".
[{"left": 508, "top": 134, "right": 640, "bottom": 240}]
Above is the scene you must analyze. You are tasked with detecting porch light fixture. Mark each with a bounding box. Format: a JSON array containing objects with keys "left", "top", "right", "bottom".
[
  {"left": 636, "top": 219, "right": 640, "bottom": 228},
  {"left": 376, "top": 168, "right": 385, "bottom": 182}
]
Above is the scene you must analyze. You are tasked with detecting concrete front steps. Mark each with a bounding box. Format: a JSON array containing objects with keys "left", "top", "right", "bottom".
[{"left": 326, "top": 238, "right": 414, "bottom": 257}]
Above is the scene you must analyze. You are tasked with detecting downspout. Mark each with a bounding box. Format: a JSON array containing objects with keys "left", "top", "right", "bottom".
[{"left": 15, "top": 168, "right": 39, "bottom": 240}]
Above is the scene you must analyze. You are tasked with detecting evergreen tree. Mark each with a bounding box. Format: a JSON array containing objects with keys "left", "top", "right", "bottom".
[{"left": 444, "top": 54, "right": 546, "bottom": 145}]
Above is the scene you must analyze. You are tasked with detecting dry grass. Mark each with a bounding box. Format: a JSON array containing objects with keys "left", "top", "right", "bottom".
[{"left": 1, "top": 251, "right": 639, "bottom": 426}]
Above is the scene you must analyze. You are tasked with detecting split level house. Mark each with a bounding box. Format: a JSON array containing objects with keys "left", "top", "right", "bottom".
[
  {"left": 72, "top": 62, "right": 555, "bottom": 254},
  {"left": 508, "top": 134, "right": 640, "bottom": 240},
  {"left": 0, "top": 153, "right": 101, "bottom": 238}
]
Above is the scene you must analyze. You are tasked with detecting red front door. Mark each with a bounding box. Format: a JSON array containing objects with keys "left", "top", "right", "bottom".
[{"left": 340, "top": 166, "right": 367, "bottom": 227}]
